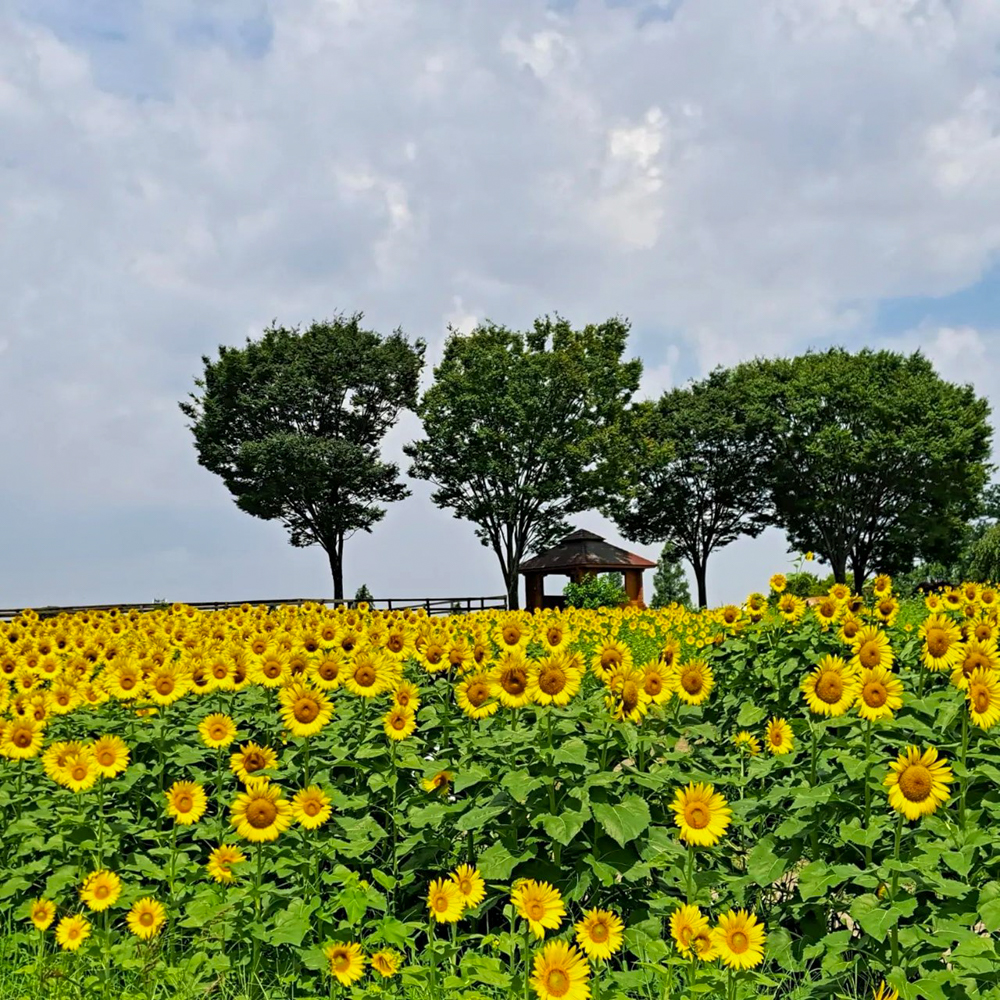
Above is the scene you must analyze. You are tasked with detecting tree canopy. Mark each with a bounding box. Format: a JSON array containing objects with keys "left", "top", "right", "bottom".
[
  {"left": 179, "top": 315, "right": 425, "bottom": 600},
  {"left": 734, "top": 348, "right": 993, "bottom": 591},
  {"left": 601, "top": 367, "right": 771, "bottom": 607},
  {"left": 404, "top": 315, "right": 641, "bottom": 608}
]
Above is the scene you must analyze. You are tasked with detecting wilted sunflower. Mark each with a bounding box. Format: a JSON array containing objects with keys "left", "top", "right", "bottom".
[
  {"left": 166, "top": 781, "right": 207, "bottom": 826},
  {"left": 279, "top": 683, "right": 334, "bottom": 738},
  {"left": 492, "top": 652, "right": 533, "bottom": 709},
  {"left": 451, "top": 864, "right": 486, "bottom": 908},
  {"left": 91, "top": 735, "right": 130, "bottom": 777},
  {"left": 528, "top": 653, "right": 582, "bottom": 707},
  {"left": 802, "top": 655, "right": 857, "bottom": 717},
  {"left": 712, "top": 909, "right": 766, "bottom": 969},
  {"left": 324, "top": 941, "right": 366, "bottom": 986},
  {"left": 670, "top": 904, "right": 709, "bottom": 956},
  {"left": 229, "top": 741, "right": 278, "bottom": 783},
  {"left": 29, "top": 899, "right": 55, "bottom": 931},
  {"left": 291, "top": 786, "right": 333, "bottom": 829},
  {"left": 920, "top": 614, "right": 964, "bottom": 672},
  {"left": 674, "top": 660, "right": 713, "bottom": 706},
  {"left": 574, "top": 908, "right": 624, "bottom": 961},
  {"left": 765, "top": 717, "right": 794, "bottom": 756},
  {"left": 531, "top": 940, "right": 591, "bottom": 1000},
  {"left": 511, "top": 879, "right": 565, "bottom": 939},
  {"left": 967, "top": 667, "right": 1000, "bottom": 730},
  {"left": 231, "top": 778, "right": 294, "bottom": 842},
  {"left": 383, "top": 705, "right": 417, "bottom": 741},
  {"left": 455, "top": 672, "right": 499, "bottom": 720},
  {"left": 850, "top": 626, "right": 894, "bottom": 672},
  {"left": 126, "top": 898, "right": 166, "bottom": 940},
  {"left": 80, "top": 869, "right": 121, "bottom": 912},
  {"left": 198, "top": 713, "right": 238, "bottom": 749},
  {"left": 426, "top": 877, "right": 464, "bottom": 923},
  {"left": 856, "top": 666, "right": 903, "bottom": 723},
  {"left": 55, "top": 914, "right": 91, "bottom": 951},
  {"left": 370, "top": 949, "right": 401, "bottom": 978},
  {"left": 885, "top": 745, "right": 953, "bottom": 821},
  {"left": 206, "top": 843, "right": 247, "bottom": 883},
  {"left": 671, "top": 782, "right": 731, "bottom": 846}
]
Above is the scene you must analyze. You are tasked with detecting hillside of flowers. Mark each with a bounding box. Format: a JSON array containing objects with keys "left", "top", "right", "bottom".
[{"left": 1, "top": 576, "right": 998, "bottom": 1000}]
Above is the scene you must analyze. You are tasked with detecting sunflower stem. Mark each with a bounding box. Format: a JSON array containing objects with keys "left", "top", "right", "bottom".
[
  {"left": 96, "top": 777, "right": 105, "bottom": 869},
  {"left": 428, "top": 915, "right": 438, "bottom": 999},
  {"left": 523, "top": 922, "right": 531, "bottom": 1000},
  {"left": 215, "top": 747, "right": 225, "bottom": 840},
  {"left": 685, "top": 844, "right": 695, "bottom": 904},
  {"left": 959, "top": 708, "right": 969, "bottom": 828},
  {"left": 863, "top": 720, "right": 872, "bottom": 868},
  {"left": 304, "top": 738, "right": 311, "bottom": 787},
  {"left": 390, "top": 740, "right": 399, "bottom": 915},
  {"left": 252, "top": 843, "right": 263, "bottom": 981},
  {"left": 889, "top": 812, "right": 903, "bottom": 968}
]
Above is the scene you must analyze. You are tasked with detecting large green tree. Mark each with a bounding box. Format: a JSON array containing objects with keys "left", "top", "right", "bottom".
[
  {"left": 180, "top": 315, "right": 425, "bottom": 600},
  {"left": 735, "top": 348, "right": 992, "bottom": 592},
  {"left": 650, "top": 542, "right": 692, "bottom": 608},
  {"left": 404, "top": 316, "right": 641, "bottom": 608},
  {"left": 601, "top": 368, "right": 771, "bottom": 607}
]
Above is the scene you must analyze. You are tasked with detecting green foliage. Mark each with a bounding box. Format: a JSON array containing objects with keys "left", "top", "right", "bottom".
[
  {"left": 354, "top": 584, "right": 374, "bottom": 603},
  {"left": 650, "top": 542, "right": 691, "bottom": 607},
  {"left": 179, "top": 315, "right": 425, "bottom": 600},
  {"left": 601, "top": 367, "right": 771, "bottom": 607},
  {"left": 967, "top": 523, "right": 1000, "bottom": 583},
  {"left": 405, "top": 315, "right": 642, "bottom": 608},
  {"left": 784, "top": 571, "right": 836, "bottom": 598},
  {"left": 562, "top": 572, "right": 627, "bottom": 608},
  {"left": 734, "top": 348, "right": 992, "bottom": 592}
]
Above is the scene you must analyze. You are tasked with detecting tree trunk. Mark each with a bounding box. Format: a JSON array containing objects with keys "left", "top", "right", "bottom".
[
  {"left": 692, "top": 557, "right": 708, "bottom": 609},
  {"left": 852, "top": 559, "right": 867, "bottom": 597},
  {"left": 505, "top": 569, "right": 520, "bottom": 611},
  {"left": 326, "top": 535, "right": 345, "bottom": 602},
  {"left": 830, "top": 553, "right": 848, "bottom": 585}
]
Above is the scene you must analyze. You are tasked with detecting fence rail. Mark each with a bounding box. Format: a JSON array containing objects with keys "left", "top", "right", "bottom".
[{"left": 0, "top": 595, "right": 508, "bottom": 621}]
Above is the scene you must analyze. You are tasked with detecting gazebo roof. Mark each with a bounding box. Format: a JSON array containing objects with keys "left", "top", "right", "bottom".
[{"left": 519, "top": 529, "right": 657, "bottom": 575}]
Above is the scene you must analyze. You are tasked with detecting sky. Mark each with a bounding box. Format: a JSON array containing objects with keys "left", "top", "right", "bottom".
[{"left": 2, "top": 0, "right": 1000, "bottom": 610}]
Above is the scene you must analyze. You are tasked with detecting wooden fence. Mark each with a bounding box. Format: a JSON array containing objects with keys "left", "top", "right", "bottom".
[{"left": 0, "top": 595, "right": 508, "bottom": 621}]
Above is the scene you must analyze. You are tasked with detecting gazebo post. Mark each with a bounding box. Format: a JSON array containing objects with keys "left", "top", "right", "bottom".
[
  {"left": 525, "top": 572, "right": 545, "bottom": 611},
  {"left": 623, "top": 568, "right": 644, "bottom": 607}
]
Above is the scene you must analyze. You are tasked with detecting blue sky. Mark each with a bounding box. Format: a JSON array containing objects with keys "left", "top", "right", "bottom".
[{"left": 1, "top": 0, "right": 999, "bottom": 609}]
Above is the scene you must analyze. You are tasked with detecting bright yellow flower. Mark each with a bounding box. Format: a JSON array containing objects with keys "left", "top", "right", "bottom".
[
  {"left": 427, "top": 877, "right": 464, "bottom": 923},
  {"left": 126, "top": 898, "right": 166, "bottom": 940},
  {"left": 574, "top": 908, "right": 624, "bottom": 960},
  {"left": 451, "top": 864, "right": 486, "bottom": 908},
  {"left": 165, "top": 781, "right": 207, "bottom": 826},
  {"left": 712, "top": 909, "right": 766, "bottom": 969},
  {"left": 669, "top": 904, "right": 708, "bottom": 956},
  {"left": 55, "top": 914, "right": 91, "bottom": 951},
  {"left": 230, "top": 778, "right": 294, "bottom": 842},
  {"left": 511, "top": 879, "right": 565, "bottom": 939},
  {"left": 765, "top": 717, "right": 794, "bottom": 755},
  {"left": 325, "top": 941, "right": 365, "bottom": 985},
  {"left": 530, "top": 940, "right": 591, "bottom": 1000},
  {"left": 206, "top": 843, "right": 247, "bottom": 883},
  {"left": 198, "top": 713, "right": 238, "bottom": 749},
  {"left": 29, "top": 899, "right": 55, "bottom": 931},
  {"left": 885, "top": 745, "right": 952, "bottom": 821},
  {"left": 802, "top": 655, "right": 857, "bottom": 717},
  {"left": 291, "top": 786, "right": 333, "bottom": 829},
  {"left": 671, "top": 782, "right": 731, "bottom": 846}
]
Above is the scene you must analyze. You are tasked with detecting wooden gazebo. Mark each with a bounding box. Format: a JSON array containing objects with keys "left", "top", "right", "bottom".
[{"left": 519, "top": 528, "right": 657, "bottom": 611}]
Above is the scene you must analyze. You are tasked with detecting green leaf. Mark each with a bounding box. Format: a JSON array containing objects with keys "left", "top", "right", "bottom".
[
  {"left": 477, "top": 843, "right": 532, "bottom": 881},
  {"left": 454, "top": 765, "right": 491, "bottom": 793},
  {"left": 736, "top": 702, "right": 766, "bottom": 727},
  {"left": 592, "top": 795, "right": 651, "bottom": 847},
  {"left": 746, "top": 837, "right": 787, "bottom": 887},
  {"left": 270, "top": 898, "right": 318, "bottom": 948},
  {"left": 552, "top": 738, "right": 589, "bottom": 768},
  {"left": 539, "top": 807, "right": 590, "bottom": 846}
]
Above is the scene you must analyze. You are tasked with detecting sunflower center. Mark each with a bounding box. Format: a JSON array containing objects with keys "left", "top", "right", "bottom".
[
  {"left": 246, "top": 798, "right": 278, "bottom": 828},
  {"left": 502, "top": 669, "right": 527, "bottom": 695},
  {"left": 388, "top": 635, "right": 404, "bottom": 652},
  {"left": 843, "top": 621, "right": 859, "bottom": 639},
  {"left": 304, "top": 799, "right": 321, "bottom": 816},
  {"left": 547, "top": 629, "right": 562, "bottom": 646},
  {"left": 355, "top": 666, "right": 376, "bottom": 687},
  {"left": 730, "top": 931, "right": 748, "bottom": 952},
  {"left": 684, "top": 802, "right": 710, "bottom": 829},
  {"left": 98, "top": 750, "right": 114, "bottom": 766},
  {"left": 333, "top": 952, "right": 348, "bottom": 970},
  {"left": 71, "top": 764, "right": 88, "bottom": 780},
  {"left": 317, "top": 660, "right": 339, "bottom": 681},
  {"left": 433, "top": 894, "right": 449, "bottom": 913},
  {"left": 502, "top": 627, "right": 521, "bottom": 646},
  {"left": 244, "top": 752, "right": 266, "bottom": 772},
  {"left": 681, "top": 670, "right": 703, "bottom": 695},
  {"left": 210, "top": 724, "right": 227, "bottom": 740},
  {"left": 140, "top": 911, "right": 154, "bottom": 926},
  {"left": 973, "top": 686, "right": 991, "bottom": 713},
  {"left": 12, "top": 730, "right": 31, "bottom": 748},
  {"left": 263, "top": 660, "right": 282, "bottom": 678},
  {"left": 879, "top": 601, "right": 893, "bottom": 615},
  {"left": 120, "top": 675, "right": 136, "bottom": 689},
  {"left": 155, "top": 677, "right": 175, "bottom": 695},
  {"left": 177, "top": 793, "right": 194, "bottom": 812},
  {"left": 926, "top": 628, "right": 950, "bottom": 658},
  {"left": 965, "top": 654, "right": 988, "bottom": 675},
  {"left": 859, "top": 642, "right": 880, "bottom": 668},
  {"left": 95, "top": 884, "right": 110, "bottom": 899},
  {"left": 293, "top": 698, "right": 319, "bottom": 722},
  {"left": 601, "top": 649, "right": 622, "bottom": 669},
  {"left": 863, "top": 681, "right": 887, "bottom": 708},
  {"left": 391, "top": 714, "right": 407, "bottom": 730},
  {"left": 527, "top": 900, "right": 545, "bottom": 920},
  {"left": 459, "top": 879, "right": 472, "bottom": 895},
  {"left": 467, "top": 682, "right": 489, "bottom": 706},
  {"left": 621, "top": 681, "right": 640, "bottom": 712},
  {"left": 815, "top": 670, "right": 844, "bottom": 703},
  {"left": 645, "top": 674, "right": 662, "bottom": 695},
  {"left": 545, "top": 970, "right": 570, "bottom": 996},
  {"left": 539, "top": 667, "right": 566, "bottom": 695},
  {"left": 898, "top": 763, "right": 932, "bottom": 802},
  {"left": 590, "top": 921, "right": 609, "bottom": 942}
]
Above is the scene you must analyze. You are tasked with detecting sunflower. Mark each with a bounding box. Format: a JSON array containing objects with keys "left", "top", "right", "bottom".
[
  {"left": 1, "top": 718, "right": 44, "bottom": 759},
  {"left": 392, "top": 681, "right": 421, "bottom": 714},
  {"left": 765, "top": 717, "right": 794, "bottom": 756},
  {"left": 325, "top": 941, "right": 366, "bottom": 986},
  {"left": 872, "top": 573, "right": 892, "bottom": 597},
  {"left": 383, "top": 705, "right": 417, "bottom": 741},
  {"left": 229, "top": 742, "right": 278, "bottom": 783},
  {"left": 674, "top": 660, "right": 713, "bottom": 706},
  {"left": 63, "top": 751, "right": 100, "bottom": 793},
  {"left": 671, "top": 782, "right": 731, "bottom": 846},
  {"left": 91, "top": 735, "right": 130, "bottom": 777},
  {"left": 732, "top": 731, "right": 761, "bottom": 756},
  {"left": 967, "top": 667, "right": 1000, "bottom": 730},
  {"left": 920, "top": 614, "right": 964, "bottom": 672},
  {"left": 309, "top": 651, "right": 346, "bottom": 690},
  {"left": 872, "top": 596, "right": 900, "bottom": 626},
  {"left": 345, "top": 650, "right": 392, "bottom": 698},
  {"left": 691, "top": 927, "right": 718, "bottom": 961},
  {"left": 951, "top": 639, "right": 999, "bottom": 690},
  {"left": 253, "top": 648, "right": 290, "bottom": 688},
  {"left": 885, "top": 745, "right": 953, "bottom": 821},
  {"left": 604, "top": 666, "right": 651, "bottom": 723},
  {"left": 802, "top": 655, "right": 857, "bottom": 717},
  {"left": 421, "top": 770, "right": 453, "bottom": 795},
  {"left": 530, "top": 940, "right": 591, "bottom": 1000},
  {"left": 537, "top": 619, "right": 572, "bottom": 653},
  {"left": 659, "top": 638, "right": 681, "bottom": 668},
  {"left": 639, "top": 660, "right": 672, "bottom": 705},
  {"left": 777, "top": 593, "right": 806, "bottom": 623},
  {"left": 55, "top": 914, "right": 91, "bottom": 951},
  {"left": 849, "top": 626, "right": 894, "bottom": 672},
  {"left": 451, "top": 864, "right": 486, "bottom": 908},
  {"left": 126, "top": 897, "right": 166, "bottom": 940},
  {"left": 146, "top": 662, "right": 189, "bottom": 706},
  {"left": 370, "top": 949, "right": 401, "bottom": 978},
  {"left": 206, "top": 843, "right": 247, "bottom": 883},
  {"left": 511, "top": 879, "right": 565, "bottom": 939},
  {"left": 427, "top": 877, "right": 465, "bottom": 923},
  {"left": 856, "top": 666, "right": 903, "bottom": 723},
  {"left": 198, "top": 713, "right": 238, "bottom": 749},
  {"left": 80, "top": 869, "right": 122, "bottom": 912},
  {"left": 769, "top": 573, "right": 786, "bottom": 593},
  {"left": 574, "top": 908, "right": 624, "bottom": 961},
  {"left": 280, "top": 683, "right": 334, "bottom": 738},
  {"left": 291, "top": 785, "right": 333, "bottom": 829},
  {"left": 494, "top": 614, "right": 531, "bottom": 652},
  {"left": 529, "top": 653, "right": 583, "bottom": 707},
  {"left": 231, "top": 778, "right": 294, "bottom": 842},
  {"left": 456, "top": 672, "right": 499, "bottom": 720},
  {"left": 872, "top": 981, "right": 899, "bottom": 1000},
  {"left": 812, "top": 596, "right": 841, "bottom": 628},
  {"left": 712, "top": 909, "right": 766, "bottom": 969},
  {"left": 29, "top": 898, "right": 55, "bottom": 931},
  {"left": 492, "top": 652, "right": 533, "bottom": 709},
  {"left": 591, "top": 638, "right": 633, "bottom": 683},
  {"left": 669, "top": 904, "right": 709, "bottom": 956}
]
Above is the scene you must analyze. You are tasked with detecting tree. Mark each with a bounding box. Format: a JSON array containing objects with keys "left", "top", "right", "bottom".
[
  {"left": 601, "top": 368, "right": 771, "bottom": 607},
  {"left": 650, "top": 542, "right": 692, "bottom": 608},
  {"left": 735, "top": 348, "right": 993, "bottom": 592},
  {"left": 404, "top": 316, "right": 641, "bottom": 608},
  {"left": 179, "top": 315, "right": 425, "bottom": 600}
]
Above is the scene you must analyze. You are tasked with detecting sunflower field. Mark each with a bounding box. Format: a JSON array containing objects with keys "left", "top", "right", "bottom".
[{"left": 1, "top": 576, "right": 1000, "bottom": 1000}]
